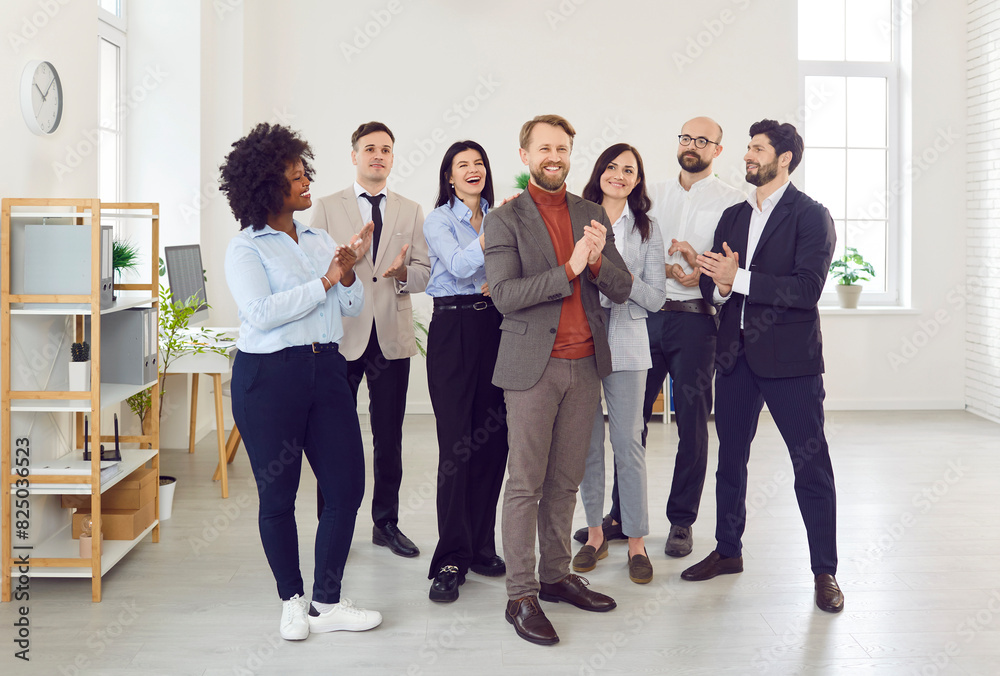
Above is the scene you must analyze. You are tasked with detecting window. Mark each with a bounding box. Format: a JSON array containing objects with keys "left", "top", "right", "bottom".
[
  {"left": 98, "top": 2, "right": 126, "bottom": 203},
  {"left": 798, "top": 0, "right": 902, "bottom": 305}
]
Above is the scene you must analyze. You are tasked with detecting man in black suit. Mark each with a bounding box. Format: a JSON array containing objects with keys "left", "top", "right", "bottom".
[{"left": 681, "top": 120, "right": 843, "bottom": 614}]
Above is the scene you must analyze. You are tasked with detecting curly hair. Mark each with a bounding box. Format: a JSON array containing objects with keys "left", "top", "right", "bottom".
[{"left": 218, "top": 123, "right": 315, "bottom": 231}]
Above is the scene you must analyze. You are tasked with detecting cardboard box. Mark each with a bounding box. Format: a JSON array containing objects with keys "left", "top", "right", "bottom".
[
  {"left": 72, "top": 500, "right": 155, "bottom": 540},
  {"left": 62, "top": 465, "right": 156, "bottom": 511}
]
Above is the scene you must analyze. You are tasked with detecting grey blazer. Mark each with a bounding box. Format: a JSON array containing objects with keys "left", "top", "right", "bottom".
[
  {"left": 605, "top": 214, "right": 667, "bottom": 372},
  {"left": 484, "top": 190, "right": 633, "bottom": 391}
]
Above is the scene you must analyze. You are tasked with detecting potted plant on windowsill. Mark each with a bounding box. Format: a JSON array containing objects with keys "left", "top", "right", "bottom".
[{"left": 830, "top": 247, "right": 875, "bottom": 309}]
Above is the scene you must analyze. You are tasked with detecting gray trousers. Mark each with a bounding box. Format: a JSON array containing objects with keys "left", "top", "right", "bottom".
[
  {"left": 581, "top": 369, "right": 649, "bottom": 537},
  {"left": 501, "top": 356, "right": 601, "bottom": 600}
]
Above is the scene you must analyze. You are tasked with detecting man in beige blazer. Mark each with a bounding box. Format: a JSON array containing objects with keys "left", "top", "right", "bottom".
[{"left": 310, "top": 121, "right": 431, "bottom": 559}]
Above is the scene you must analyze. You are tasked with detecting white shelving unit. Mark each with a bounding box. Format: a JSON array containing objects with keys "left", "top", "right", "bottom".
[{"left": 1, "top": 199, "right": 161, "bottom": 602}]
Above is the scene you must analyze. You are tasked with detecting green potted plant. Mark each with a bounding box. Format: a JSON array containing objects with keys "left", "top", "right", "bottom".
[
  {"left": 111, "top": 238, "right": 141, "bottom": 301},
  {"left": 126, "top": 284, "right": 227, "bottom": 436},
  {"left": 515, "top": 171, "right": 530, "bottom": 191},
  {"left": 829, "top": 247, "right": 875, "bottom": 309}
]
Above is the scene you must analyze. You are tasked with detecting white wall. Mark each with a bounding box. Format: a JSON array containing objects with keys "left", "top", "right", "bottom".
[
  {"left": 210, "top": 0, "right": 971, "bottom": 412},
  {"left": 1, "top": 0, "right": 103, "bottom": 542},
  {"left": 965, "top": 0, "right": 1000, "bottom": 422}
]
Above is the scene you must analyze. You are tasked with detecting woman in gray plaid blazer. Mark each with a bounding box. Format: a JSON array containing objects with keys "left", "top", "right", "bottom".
[{"left": 574, "top": 144, "right": 667, "bottom": 584}]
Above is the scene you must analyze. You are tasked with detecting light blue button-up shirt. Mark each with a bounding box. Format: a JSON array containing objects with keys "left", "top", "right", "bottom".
[
  {"left": 224, "top": 219, "right": 364, "bottom": 354},
  {"left": 424, "top": 198, "right": 489, "bottom": 297}
]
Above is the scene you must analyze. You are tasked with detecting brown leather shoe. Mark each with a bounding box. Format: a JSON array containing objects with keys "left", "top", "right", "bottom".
[
  {"left": 628, "top": 549, "right": 653, "bottom": 584},
  {"left": 572, "top": 537, "right": 608, "bottom": 572},
  {"left": 680, "top": 551, "right": 743, "bottom": 581},
  {"left": 505, "top": 596, "right": 559, "bottom": 646},
  {"left": 664, "top": 524, "right": 693, "bottom": 558},
  {"left": 539, "top": 574, "right": 616, "bottom": 612},
  {"left": 815, "top": 574, "right": 844, "bottom": 613}
]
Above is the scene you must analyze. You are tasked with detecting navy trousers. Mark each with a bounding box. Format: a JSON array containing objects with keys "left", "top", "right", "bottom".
[
  {"left": 713, "top": 341, "right": 838, "bottom": 575},
  {"left": 231, "top": 345, "right": 364, "bottom": 603}
]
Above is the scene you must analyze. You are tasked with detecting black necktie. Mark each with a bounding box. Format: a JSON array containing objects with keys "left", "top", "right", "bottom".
[{"left": 363, "top": 193, "right": 384, "bottom": 257}]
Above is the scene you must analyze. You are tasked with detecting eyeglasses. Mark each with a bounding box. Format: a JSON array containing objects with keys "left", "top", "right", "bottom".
[{"left": 678, "top": 135, "right": 720, "bottom": 149}]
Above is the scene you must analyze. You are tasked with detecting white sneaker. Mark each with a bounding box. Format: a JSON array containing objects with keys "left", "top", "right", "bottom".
[
  {"left": 308, "top": 597, "right": 382, "bottom": 633},
  {"left": 280, "top": 594, "right": 310, "bottom": 641}
]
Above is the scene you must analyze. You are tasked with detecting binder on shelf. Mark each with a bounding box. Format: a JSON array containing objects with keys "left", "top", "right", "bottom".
[
  {"left": 23, "top": 224, "right": 113, "bottom": 309},
  {"left": 99, "top": 308, "right": 157, "bottom": 386}
]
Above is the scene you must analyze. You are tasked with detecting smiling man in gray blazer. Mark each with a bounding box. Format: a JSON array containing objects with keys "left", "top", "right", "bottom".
[
  {"left": 484, "top": 114, "right": 632, "bottom": 646},
  {"left": 311, "top": 121, "right": 430, "bottom": 560}
]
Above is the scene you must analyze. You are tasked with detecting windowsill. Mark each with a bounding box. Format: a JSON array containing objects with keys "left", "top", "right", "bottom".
[{"left": 819, "top": 306, "right": 919, "bottom": 316}]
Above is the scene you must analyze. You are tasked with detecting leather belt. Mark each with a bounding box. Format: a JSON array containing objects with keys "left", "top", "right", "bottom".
[
  {"left": 659, "top": 298, "right": 717, "bottom": 315},
  {"left": 433, "top": 294, "right": 493, "bottom": 312},
  {"left": 283, "top": 342, "right": 340, "bottom": 354}
]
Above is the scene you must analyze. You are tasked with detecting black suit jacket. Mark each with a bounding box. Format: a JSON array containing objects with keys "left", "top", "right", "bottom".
[{"left": 700, "top": 183, "right": 836, "bottom": 378}]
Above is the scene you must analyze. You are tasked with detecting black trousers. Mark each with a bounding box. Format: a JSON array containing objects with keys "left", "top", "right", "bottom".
[
  {"left": 714, "top": 337, "right": 838, "bottom": 574},
  {"left": 232, "top": 345, "right": 364, "bottom": 604},
  {"left": 318, "top": 323, "right": 410, "bottom": 528},
  {"left": 609, "top": 309, "right": 716, "bottom": 528},
  {"left": 426, "top": 299, "right": 508, "bottom": 578}
]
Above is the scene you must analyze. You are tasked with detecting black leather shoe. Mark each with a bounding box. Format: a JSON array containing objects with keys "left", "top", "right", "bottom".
[
  {"left": 506, "top": 596, "right": 559, "bottom": 646},
  {"left": 429, "top": 565, "right": 462, "bottom": 603},
  {"left": 539, "top": 574, "right": 616, "bottom": 612},
  {"left": 573, "top": 514, "right": 626, "bottom": 544},
  {"left": 664, "top": 524, "right": 693, "bottom": 558},
  {"left": 680, "top": 551, "right": 743, "bottom": 581},
  {"left": 470, "top": 555, "right": 506, "bottom": 577},
  {"left": 815, "top": 574, "right": 844, "bottom": 613},
  {"left": 372, "top": 523, "right": 419, "bottom": 558}
]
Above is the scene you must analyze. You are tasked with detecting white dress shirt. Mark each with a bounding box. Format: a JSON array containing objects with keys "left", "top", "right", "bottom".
[
  {"left": 648, "top": 174, "right": 745, "bottom": 302},
  {"left": 715, "top": 180, "right": 792, "bottom": 325},
  {"left": 353, "top": 181, "right": 387, "bottom": 224}
]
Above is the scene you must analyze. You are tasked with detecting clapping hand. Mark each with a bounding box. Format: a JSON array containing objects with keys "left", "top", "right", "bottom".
[
  {"left": 697, "top": 242, "right": 740, "bottom": 296},
  {"left": 383, "top": 243, "right": 409, "bottom": 281},
  {"left": 351, "top": 221, "right": 375, "bottom": 260}
]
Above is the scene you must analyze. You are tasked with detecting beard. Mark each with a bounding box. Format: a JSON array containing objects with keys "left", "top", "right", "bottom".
[
  {"left": 677, "top": 151, "right": 710, "bottom": 174},
  {"left": 746, "top": 157, "right": 779, "bottom": 186},
  {"left": 530, "top": 162, "right": 568, "bottom": 191}
]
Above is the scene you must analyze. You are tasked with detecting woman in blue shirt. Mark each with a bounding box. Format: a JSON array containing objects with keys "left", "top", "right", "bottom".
[
  {"left": 423, "top": 140, "right": 508, "bottom": 603},
  {"left": 573, "top": 143, "right": 667, "bottom": 585},
  {"left": 220, "top": 123, "right": 378, "bottom": 641}
]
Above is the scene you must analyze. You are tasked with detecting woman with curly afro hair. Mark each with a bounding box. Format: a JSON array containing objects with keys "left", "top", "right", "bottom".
[{"left": 221, "top": 122, "right": 378, "bottom": 641}]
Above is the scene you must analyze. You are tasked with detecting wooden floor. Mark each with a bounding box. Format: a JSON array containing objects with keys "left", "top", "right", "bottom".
[{"left": 3, "top": 410, "right": 999, "bottom": 675}]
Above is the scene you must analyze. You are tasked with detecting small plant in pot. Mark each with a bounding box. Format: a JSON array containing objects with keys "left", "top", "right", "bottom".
[
  {"left": 69, "top": 341, "right": 91, "bottom": 391},
  {"left": 829, "top": 247, "right": 875, "bottom": 309}
]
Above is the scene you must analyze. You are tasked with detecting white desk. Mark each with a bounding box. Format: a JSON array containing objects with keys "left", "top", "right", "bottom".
[{"left": 169, "top": 329, "right": 239, "bottom": 498}]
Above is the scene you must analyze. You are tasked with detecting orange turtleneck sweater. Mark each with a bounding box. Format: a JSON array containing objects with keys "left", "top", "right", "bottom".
[{"left": 527, "top": 181, "right": 596, "bottom": 360}]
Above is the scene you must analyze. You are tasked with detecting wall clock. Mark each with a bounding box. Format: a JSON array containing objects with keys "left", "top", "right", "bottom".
[{"left": 20, "top": 60, "right": 63, "bottom": 135}]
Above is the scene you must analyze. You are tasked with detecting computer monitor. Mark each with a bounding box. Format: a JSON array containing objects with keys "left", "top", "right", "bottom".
[{"left": 164, "top": 244, "right": 209, "bottom": 326}]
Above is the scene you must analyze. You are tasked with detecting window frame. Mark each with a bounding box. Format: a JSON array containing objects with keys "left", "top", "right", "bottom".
[
  {"left": 798, "top": 0, "right": 904, "bottom": 307},
  {"left": 97, "top": 10, "right": 126, "bottom": 204}
]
